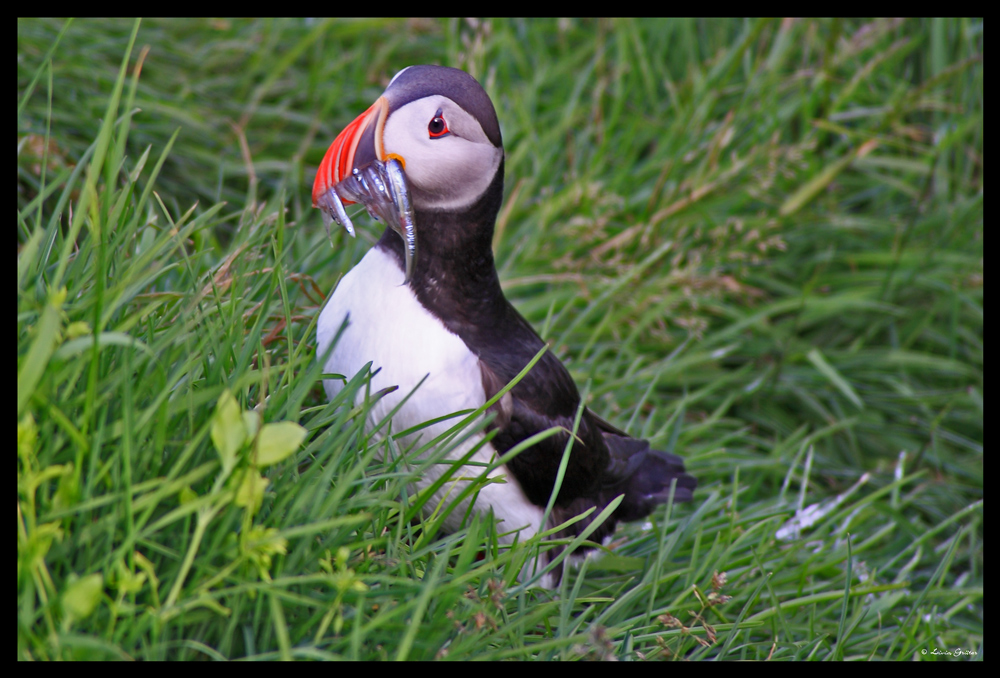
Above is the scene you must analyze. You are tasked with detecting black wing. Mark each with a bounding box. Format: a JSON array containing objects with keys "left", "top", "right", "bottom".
[
  {"left": 477, "top": 303, "right": 610, "bottom": 507},
  {"left": 477, "top": 301, "right": 696, "bottom": 517}
]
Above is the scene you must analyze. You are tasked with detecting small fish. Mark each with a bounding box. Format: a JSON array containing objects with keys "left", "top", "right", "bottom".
[{"left": 316, "top": 158, "right": 417, "bottom": 283}]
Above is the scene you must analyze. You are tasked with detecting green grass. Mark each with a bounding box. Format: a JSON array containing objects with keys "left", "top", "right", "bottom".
[{"left": 18, "top": 18, "right": 982, "bottom": 660}]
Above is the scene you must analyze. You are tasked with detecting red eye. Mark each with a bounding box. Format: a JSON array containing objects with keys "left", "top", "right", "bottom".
[{"left": 428, "top": 110, "right": 450, "bottom": 138}]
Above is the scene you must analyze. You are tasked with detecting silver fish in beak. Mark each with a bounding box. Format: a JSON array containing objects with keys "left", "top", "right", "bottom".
[{"left": 315, "top": 158, "right": 416, "bottom": 282}]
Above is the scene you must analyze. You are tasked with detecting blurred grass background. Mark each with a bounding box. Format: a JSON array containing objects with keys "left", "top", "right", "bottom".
[{"left": 18, "top": 18, "right": 981, "bottom": 660}]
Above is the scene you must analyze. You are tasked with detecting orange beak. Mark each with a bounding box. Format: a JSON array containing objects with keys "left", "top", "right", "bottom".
[
  {"left": 312, "top": 96, "right": 390, "bottom": 209},
  {"left": 312, "top": 94, "right": 417, "bottom": 281}
]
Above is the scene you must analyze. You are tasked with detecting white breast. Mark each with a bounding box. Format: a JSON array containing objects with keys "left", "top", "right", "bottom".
[{"left": 317, "top": 246, "right": 545, "bottom": 545}]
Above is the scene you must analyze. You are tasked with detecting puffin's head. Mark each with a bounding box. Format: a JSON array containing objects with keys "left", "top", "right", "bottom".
[{"left": 313, "top": 65, "right": 503, "bottom": 217}]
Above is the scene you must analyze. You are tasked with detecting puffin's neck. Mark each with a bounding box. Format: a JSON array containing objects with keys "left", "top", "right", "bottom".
[{"left": 377, "top": 160, "right": 507, "bottom": 339}]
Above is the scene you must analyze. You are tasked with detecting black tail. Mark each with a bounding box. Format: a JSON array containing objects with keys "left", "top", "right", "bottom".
[
  {"left": 612, "top": 447, "right": 696, "bottom": 521},
  {"left": 600, "top": 433, "right": 696, "bottom": 523},
  {"left": 545, "top": 431, "right": 696, "bottom": 583}
]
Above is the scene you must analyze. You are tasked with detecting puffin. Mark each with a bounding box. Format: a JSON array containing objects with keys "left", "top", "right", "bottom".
[{"left": 313, "top": 65, "right": 695, "bottom": 587}]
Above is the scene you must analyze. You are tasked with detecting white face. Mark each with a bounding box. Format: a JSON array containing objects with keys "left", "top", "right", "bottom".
[{"left": 382, "top": 94, "right": 503, "bottom": 211}]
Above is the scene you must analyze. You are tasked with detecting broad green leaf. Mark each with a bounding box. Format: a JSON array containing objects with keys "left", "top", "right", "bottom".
[
  {"left": 211, "top": 390, "right": 245, "bottom": 473},
  {"left": 64, "top": 320, "right": 91, "bottom": 339},
  {"left": 256, "top": 421, "right": 307, "bottom": 467},
  {"left": 242, "top": 410, "right": 261, "bottom": 440},
  {"left": 63, "top": 572, "right": 104, "bottom": 620}
]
